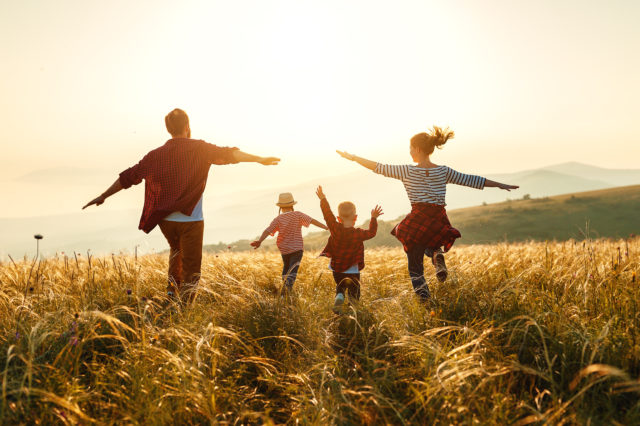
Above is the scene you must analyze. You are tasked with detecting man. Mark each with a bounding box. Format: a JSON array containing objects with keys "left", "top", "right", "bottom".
[{"left": 83, "top": 108, "right": 279, "bottom": 303}]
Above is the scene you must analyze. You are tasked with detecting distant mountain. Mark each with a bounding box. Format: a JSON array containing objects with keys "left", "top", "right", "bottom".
[{"left": 540, "top": 162, "right": 640, "bottom": 187}]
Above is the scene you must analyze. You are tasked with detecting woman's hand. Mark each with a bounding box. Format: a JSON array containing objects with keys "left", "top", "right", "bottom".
[
  {"left": 499, "top": 183, "right": 519, "bottom": 191},
  {"left": 371, "top": 205, "right": 384, "bottom": 218},
  {"left": 336, "top": 150, "right": 355, "bottom": 161},
  {"left": 250, "top": 240, "right": 261, "bottom": 249},
  {"left": 316, "top": 186, "right": 326, "bottom": 200}
]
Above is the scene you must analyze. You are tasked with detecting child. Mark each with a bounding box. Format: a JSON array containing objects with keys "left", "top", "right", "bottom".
[
  {"left": 336, "top": 126, "right": 518, "bottom": 300},
  {"left": 251, "top": 192, "right": 327, "bottom": 292},
  {"left": 315, "top": 185, "right": 383, "bottom": 313}
]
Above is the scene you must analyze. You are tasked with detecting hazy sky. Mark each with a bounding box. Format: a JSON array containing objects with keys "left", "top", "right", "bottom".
[{"left": 1, "top": 0, "right": 640, "bottom": 217}]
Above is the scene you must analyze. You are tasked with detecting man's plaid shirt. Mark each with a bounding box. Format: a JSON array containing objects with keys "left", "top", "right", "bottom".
[
  {"left": 319, "top": 198, "right": 377, "bottom": 272},
  {"left": 118, "top": 138, "right": 238, "bottom": 233}
]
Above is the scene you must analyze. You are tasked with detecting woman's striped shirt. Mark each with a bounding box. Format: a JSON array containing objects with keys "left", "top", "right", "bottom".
[
  {"left": 265, "top": 211, "right": 313, "bottom": 255},
  {"left": 374, "top": 163, "right": 486, "bottom": 206}
]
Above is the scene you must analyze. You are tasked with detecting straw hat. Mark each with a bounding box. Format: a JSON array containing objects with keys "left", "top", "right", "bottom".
[{"left": 276, "top": 192, "right": 297, "bottom": 207}]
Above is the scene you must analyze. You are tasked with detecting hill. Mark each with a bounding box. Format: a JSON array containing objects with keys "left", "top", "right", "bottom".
[{"left": 207, "top": 185, "right": 640, "bottom": 252}]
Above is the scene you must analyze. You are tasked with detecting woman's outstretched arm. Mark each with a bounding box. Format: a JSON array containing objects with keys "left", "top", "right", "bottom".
[
  {"left": 336, "top": 151, "right": 377, "bottom": 170},
  {"left": 484, "top": 179, "right": 519, "bottom": 191}
]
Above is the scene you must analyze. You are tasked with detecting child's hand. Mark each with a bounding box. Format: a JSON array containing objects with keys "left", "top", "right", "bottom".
[
  {"left": 371, "top": 205, "right": 384, "bottom": 218},
  {"left": 250, "top": 240, "right": 261, "bottom": 249},
  {"left": 316, "top": 186, "right": 326, "bottom": 200},
  {"left": 336, "top": 150, "right": 355, "bottom": 161},
  {"left": 500, "top": 183, "right": 519, "bottom": 191}
]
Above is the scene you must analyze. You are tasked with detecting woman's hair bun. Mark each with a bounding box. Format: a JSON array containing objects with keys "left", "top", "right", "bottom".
[
  {"left": 429, "top": 126, "right": 455, "bottom": 147},
  {"left": 410, "top": 126, "right": 455, "bottom": 154}
]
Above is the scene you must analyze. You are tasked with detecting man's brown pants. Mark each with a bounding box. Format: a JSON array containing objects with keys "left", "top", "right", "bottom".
[{"left": 159, "top": 220, "right": 204, "bottom": 303}]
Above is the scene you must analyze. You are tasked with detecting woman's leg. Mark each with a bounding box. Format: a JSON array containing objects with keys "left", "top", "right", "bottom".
[{"left": 406, "top": 245, "right": 431, "bottom": 300}]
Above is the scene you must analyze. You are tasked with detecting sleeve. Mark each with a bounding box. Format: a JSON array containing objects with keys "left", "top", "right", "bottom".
[
  {"left": 374, "top": 163, "right": 409, "bottom": 181},
  {"left": 320, "top": 198, "right": 341, "bottom": 236},
  {"left": 298, "top": 212, "right": 313, "bottom": 228},
  {"left": 118, "top": 154, "right": 150, "bottom": 189},
  {"left": 357, "top": 217, "right": 378, "bottom": 241},
  {"left": 445, "top": 167, "right": 486, "bottom": 190},
  {"left": 265, "top": 217, "right": 279, "bottom": 236},
  {"left": 203, "top": 141, "right": 240, "bottom": 165}
]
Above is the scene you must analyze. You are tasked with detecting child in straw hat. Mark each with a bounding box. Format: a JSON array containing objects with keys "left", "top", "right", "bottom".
[{"left": 251, "top": 193, "right": 328, "bottom": 293}]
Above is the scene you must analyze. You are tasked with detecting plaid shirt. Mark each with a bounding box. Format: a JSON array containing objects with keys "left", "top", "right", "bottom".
[
  {"left": 119, "top": 138, "right": 238, "bottom": 233},
  {"left": 391, "top": 202, "right": 461, "bottom": 253},
  {"left": 319, "top": 198, "right": 377, "bottom": 272}
]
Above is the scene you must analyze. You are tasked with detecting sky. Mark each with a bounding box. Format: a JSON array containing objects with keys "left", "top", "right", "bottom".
[{"left": 1, "top": 0, "right": 640, "bottom": 219}]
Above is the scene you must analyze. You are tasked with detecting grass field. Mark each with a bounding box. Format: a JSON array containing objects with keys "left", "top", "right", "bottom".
[{"left": 1, "top": 238, "right": 639, "bottom": 424}]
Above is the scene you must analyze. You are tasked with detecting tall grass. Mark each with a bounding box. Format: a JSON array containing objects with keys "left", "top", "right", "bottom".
[{"left": 1, "top": 238, "right": 639, "bottom": 424}]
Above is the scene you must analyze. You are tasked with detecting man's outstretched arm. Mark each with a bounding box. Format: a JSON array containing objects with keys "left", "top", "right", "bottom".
[
  {"left": 82, "top": 178, "right": 123, "bottom": 209},
  {"left": 233, "top": 150, "right": 280, "bottom": 165}
]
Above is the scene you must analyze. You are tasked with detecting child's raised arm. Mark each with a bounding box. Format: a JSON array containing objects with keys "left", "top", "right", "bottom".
[
  {"left": 356, "top": 205, "right": 383, "bottom": 241},
  {"left": 316, "top": 186, "right": 340, "bottom": 235},
  {"left": 336, "top": 151, "right": 377, "bottom": 171}
]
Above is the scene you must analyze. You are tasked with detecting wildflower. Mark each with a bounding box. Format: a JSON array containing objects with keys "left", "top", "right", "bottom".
[
  {"left": 141, "top": 296, "right": 148, "bottom": 302},
  {"left": 430, "top": 310, "right": 436, "bottom": 317},
  {"left": 74, "top": 312, "right": 79, "bottom": 319},
  {"left": 29, "top": 287, "right": 34, "bottom": 292},
  {"left": 126, "top": 289, "right": 132, "bottom": 296},
  {"left": 14, "top": 331, "right": 20, "bottom": 340}
]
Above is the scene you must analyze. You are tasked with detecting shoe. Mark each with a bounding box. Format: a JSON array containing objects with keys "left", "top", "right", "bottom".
[
  {"left": 332, "top": 293, "right": 345, "bottom": 314},
  {"left": 433, "top": 252, "right": 448, "bottom": 282}
]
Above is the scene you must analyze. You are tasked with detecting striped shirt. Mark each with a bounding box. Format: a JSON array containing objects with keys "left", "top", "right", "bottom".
[
  {"left": 374, "top": 163, "right": 486, "bottom": 206},
  {"left": 265, "top": 211, "right": 313, "bottom": 255}
]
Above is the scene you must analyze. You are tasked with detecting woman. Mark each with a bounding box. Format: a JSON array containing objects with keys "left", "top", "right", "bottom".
[{"left": 336, "top": 126, "right": 518, "bottom": 300}]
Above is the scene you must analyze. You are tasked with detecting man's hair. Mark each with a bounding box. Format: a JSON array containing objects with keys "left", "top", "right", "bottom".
[
  {"left": 165, "top": 108, "right": 189, "bottom": 137},
  {"left": 338, "top": 201, "right": 356, "bottom": 219}
]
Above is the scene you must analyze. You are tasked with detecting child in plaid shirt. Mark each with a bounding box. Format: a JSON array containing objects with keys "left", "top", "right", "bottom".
[{"left": 315, "top": 186, "right": 383, "bottom": 313}]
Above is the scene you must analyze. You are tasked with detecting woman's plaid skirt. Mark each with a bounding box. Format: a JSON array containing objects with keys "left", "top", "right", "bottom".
[{"left": 391, "top": 202, "right": 461, "bottom": 253}]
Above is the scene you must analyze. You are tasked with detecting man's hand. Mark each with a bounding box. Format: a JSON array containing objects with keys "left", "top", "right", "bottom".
[
  {"left": 499, "top": 183, "right": 519, "bottom": 191},
  {"left": 371, "top": 205, "right": 384, "bottom": 219},
  {"left": 83, "top": 195, "right": 106, "bottom": 209},
  {"left": 250, "top": 240, "right": 261, "bottom": 249},
  {"left": 336, "top": 150, "right": 355, "bottom": 161},
  {"left": 258, "top": 157, "right": 280, "bottom": 166},
  {"left": 316, "top": 186, "right": 326, "bottom": 200}
]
